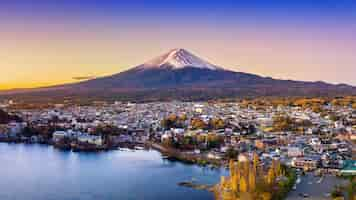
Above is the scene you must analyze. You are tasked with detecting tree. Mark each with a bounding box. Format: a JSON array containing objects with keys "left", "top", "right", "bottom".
[
  {"left": 331, "top": 186, "right": 344, "bottom": 199},
  {"left": 191, "top": 118, "right": 208, "bottom": 130},
  {"left": 266, "top": 166, "right": 276, "bottom": 185},
  {"left": 0, "top": 109, "right": 22, "bottom": 124},
  {"left": 239, "top": 176, "right": 248, "bottom": 193},
  {"left": 209, "top": 118, "right": 225, "bottom": 130},
  {"left": 253, "top": 153, "right": 260, "bottom": 174},
  {"left": 311, "top": 105, "right": 323, "bottom": 113},
  {"left": 272, "top": 115, "right": 295, "bottom": 131},
  {"left": 161, "top": 114, "right": 177, "bottom": 129},
  {"left": 344, "top": 176, "right": 356, "bottom": 200},
  {"left": 248, "top": 168, "right": 256, "bottom": 191},
  {"left": 261, "top": 192, "right": 272, "bottom": 200},
  {"left": 207, "top": 133, "right": 222, "bottom": 149},
  {"left": 328, "top": 113, "right": 340, "bottom": 122},
  {"left": 22, "top": 126, "right": 37, "bottom": 137},
  {"left": 352, "top": 103, "right": 356, "bottom": 109},
  {"left": 225, "top": 148, "right": 238, "bottom": 160},
  {"left": 229, "top": 160, "right": 238, "bottom": 194},
  {"left": 215, "top": 152, "right": 290, "bottom": 200},
  {"left": 275, "top": 160, "right": 282, "bottom": 177},
  {"left": 179, "top": 114, "right": 188, "bottom": 121},
  {"left": 183, "top": 135, "right": 195, "bottom": 146},
  {"left": 93, "top": 124, "right": 122, "bottom": 136},
  {"left": 196, "top": 134, "right": 206, "bottom": 143}
]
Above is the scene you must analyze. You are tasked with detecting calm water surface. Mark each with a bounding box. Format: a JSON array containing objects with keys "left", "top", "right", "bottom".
[{"left": 0, "top": 143, "right": 227, "bottom": 200}]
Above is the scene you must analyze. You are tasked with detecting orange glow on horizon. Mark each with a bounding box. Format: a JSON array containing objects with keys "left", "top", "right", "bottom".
[{"left": 0, "top": 22, "right": 355, "bottom": 89}]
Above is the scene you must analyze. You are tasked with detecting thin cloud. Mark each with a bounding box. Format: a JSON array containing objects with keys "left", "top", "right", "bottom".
[{"left": 72, "top": 76, "right": 96, "bottom": 81}]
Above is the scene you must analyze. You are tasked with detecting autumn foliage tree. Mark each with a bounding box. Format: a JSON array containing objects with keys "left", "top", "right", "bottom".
[
  {"left": 209, "top": 118, "right": 226, "bottom": 130},
  {"left": 161, "top": 114, "right": 186, "bottom": 130},
  {"left": 215, "top": 154, "right": 287, "bottom": 200},
  {"left": 191, "top": 118, "right": 208, "bottom": 130},
  {"left": 272, "top": 115, "right": 295, "bottom": 132}
]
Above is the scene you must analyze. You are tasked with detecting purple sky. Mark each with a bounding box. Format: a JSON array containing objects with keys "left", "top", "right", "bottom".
[{"left": 0, "top": 0, "right": 355, "bottom": 89}]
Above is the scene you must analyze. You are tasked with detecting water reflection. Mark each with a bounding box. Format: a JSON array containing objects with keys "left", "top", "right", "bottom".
[{"left": 0, "top": 143, "right": 227, "bottom": 200}]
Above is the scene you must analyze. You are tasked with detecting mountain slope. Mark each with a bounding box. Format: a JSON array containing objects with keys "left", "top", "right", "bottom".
[{"left": 1, "top": 48, "right": 356, "bottom": 101}]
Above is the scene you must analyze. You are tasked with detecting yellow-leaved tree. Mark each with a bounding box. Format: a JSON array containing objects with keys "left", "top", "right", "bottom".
[{"left": 215, "top": 154, "right": 284, "bottom": 200}]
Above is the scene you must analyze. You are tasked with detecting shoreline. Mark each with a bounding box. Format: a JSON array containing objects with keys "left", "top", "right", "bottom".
[
  {"left": 149, "top": 142, "right": 225, "bottom": 168},
  {"left": 0, "top": 137, "right": 149, "bottom": 152},
  {"left": 0, "top": 139, "right": 225, "bottom": 169}
]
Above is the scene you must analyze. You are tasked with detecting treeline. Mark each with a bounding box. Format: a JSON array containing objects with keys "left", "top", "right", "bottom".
[
  {"left": 3, "top": 95, "right": 356, "bottom": 110},
  {"left": 272, "top": 115, "right": 312, "bottom": 132},
  {"left": 238, "top": 96, "right": 356, "bottom": 110},
  {"left": 161, "top": 114, "right": 226, "bottom": 130}
]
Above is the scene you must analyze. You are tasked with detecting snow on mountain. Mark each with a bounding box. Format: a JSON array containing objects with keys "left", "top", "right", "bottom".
[{"left": 140, "top": 48, "right": 223, "bottom": 70}]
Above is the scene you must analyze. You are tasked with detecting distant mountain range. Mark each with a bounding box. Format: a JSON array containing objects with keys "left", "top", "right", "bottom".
[{"left": 1, "top": 48, "right": 356, "bottom": 101}]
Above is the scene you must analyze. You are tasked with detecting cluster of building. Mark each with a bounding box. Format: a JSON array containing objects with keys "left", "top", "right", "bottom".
[{"left": 0, "top": 100, "right": 355, "bottom": 174}]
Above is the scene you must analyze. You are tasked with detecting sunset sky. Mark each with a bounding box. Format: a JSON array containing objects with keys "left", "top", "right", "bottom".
[{"left": 0, "top": 0, "right": 355, "bottom": 90}]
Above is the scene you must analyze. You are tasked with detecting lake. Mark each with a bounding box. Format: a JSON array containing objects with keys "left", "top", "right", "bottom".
[{"left": 0, "top": 143, "right": 227, "bottom": 200}]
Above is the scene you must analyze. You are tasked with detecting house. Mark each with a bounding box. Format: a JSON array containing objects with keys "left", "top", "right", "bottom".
[
  {"left": 321, "top": 153, "right": 343, "bottom": 169},
  {"left": 30, "top": 135, "right": 39, "bottom": 143},
  {"left": 78, "top": 134, "right": 103, "bottom": 146},
  {"left": 7, "top": 122, "right": 24, "bottom": 137},
  {"left": 0, "top": 125, "right": 9, "bottom": 138},
  {"left": 287, "top": 147, "right": 304, "bottom": 157},
  {"left": 161, "top": 132, "right": 173, "bottom": 143},
  {"left": 52, "top": 131, "right": 68, "bottom": 142},
  {"left": 255, "top": 138, "right": 277, "bottom": 149},
  {"left": 207, "top": 151, "right": 223, "bottom": 160},
  {"left": 171, "top": 128, "right": 185, "bottom": 134},
  {"left": 310, "top": 138, "right": 321, "bottom": 146},
  {"left": 291, "top": 157, "right": 320, "bottom": 171},
  {"left": 238, "top": 153, "right": 249, "bottom": 162},
  {"left": 110, "top": 134, "right": 133, "bottom": 144},
  {"left": 340, "top": 160, "right": 356, "bottom": 175}
]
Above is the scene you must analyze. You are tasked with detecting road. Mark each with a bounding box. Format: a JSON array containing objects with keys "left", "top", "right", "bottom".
[{"left": 287, "top": 172, "right": 347, "bottom": 200}]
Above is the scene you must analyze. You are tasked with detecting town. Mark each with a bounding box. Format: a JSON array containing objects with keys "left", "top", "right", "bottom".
[{"left": 0, "top": 97, "right": 355, "bottom": 199}]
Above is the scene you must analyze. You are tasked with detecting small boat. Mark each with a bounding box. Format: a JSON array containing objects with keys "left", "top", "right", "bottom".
[
  {"left": 324, "top": 193, "right": 331, "bottom": 197},
  {"left": 162, "top": 155, "right": 170, "bottom": 159},
  {"left": 135, "top": 146, "right": 145, "bottom": 150},
  {"left": 296, "top": 178, "right": 301, "bottom": 184},
  {"left": 299, "top": 193, "right": 309, "bottom": 198},
  {"left": 178, "top": 181, "right": 194, "bottom": 187}
]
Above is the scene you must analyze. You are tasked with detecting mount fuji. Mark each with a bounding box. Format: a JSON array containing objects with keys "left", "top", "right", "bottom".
[
  {"left": 138, "top": 48, "right": 222, "bottom": 70},
  {"left": 2, "top": 48, "right": 356, "bottom": 101}
]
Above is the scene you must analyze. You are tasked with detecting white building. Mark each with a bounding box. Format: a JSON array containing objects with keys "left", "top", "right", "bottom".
[
  {"left": 52, "top": 131, "right": 68, "bottom": 142},
  {"left": 287, "top": 147, "right": 304, "bottom": 157},
  {"left": 78, "top": 134, "right": 103, "bottom": 146}
]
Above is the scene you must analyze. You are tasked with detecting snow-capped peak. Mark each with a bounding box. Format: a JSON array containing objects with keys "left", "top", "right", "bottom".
[{"left": 141, "top": 48, "right": 222, "bottom": 70}]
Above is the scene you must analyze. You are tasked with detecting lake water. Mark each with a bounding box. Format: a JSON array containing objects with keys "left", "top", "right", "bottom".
[{"left": 0, "top": 143, "right": 227, "bottom": 200}]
